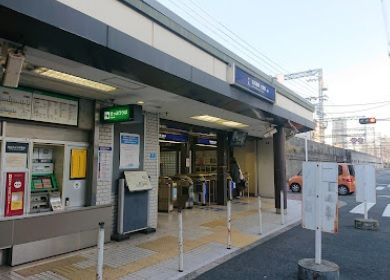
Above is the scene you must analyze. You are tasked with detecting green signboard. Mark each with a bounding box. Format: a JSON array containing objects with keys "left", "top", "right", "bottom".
[{"left": 101, "top": 105, "right": 134, "bottom": 123}]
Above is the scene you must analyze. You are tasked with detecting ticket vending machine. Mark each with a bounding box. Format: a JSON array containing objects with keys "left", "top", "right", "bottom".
[
  {"left": 117, "top": 171, "right": 152, "bottom": 235},
  {"left": 30, "top": 145, "right": 60, "bottom": 213}
]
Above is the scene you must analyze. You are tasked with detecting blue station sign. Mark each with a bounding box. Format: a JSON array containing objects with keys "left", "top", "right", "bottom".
[{"left": 232, "top": 66, "right": 275, "bottom": 103}]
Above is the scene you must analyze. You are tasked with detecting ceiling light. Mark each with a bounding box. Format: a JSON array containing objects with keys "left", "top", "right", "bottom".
[
  {"left": 137, "top": 100, "right": 144, "bottom": 105},
  {"left": 192, "top": 115, "right": 222, "bottom": 122},
  {"left": 33, "top": 67, "right": 116, "bottom": 92},
  {"left": 221, "top": 121, "right": 248, "bottom": 128},
  {"left": 191, "top": 115, "right": 248, "bottom": 128},
  {"left": 196, "top": 144, "right": 217, "bottom": 148},
  {"left": 159, "top": 140, "right": 184, "bottom": 144}
]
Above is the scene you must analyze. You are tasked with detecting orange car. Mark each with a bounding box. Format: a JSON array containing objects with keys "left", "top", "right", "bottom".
[{"left": 288, "top": 163, "right": 356, "bottom": 195}]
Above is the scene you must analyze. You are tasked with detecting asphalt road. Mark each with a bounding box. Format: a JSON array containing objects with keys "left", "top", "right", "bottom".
[{"left": 196, "top": 168, "right": 390, "bottom": 280}]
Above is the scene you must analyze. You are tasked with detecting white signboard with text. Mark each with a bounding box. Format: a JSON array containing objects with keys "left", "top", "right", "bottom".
[
  {"left": 302, "top": 162, "right": 338, "bottom": 234},
  {"left": 124, "top": 171, "right": 152, "bottom": 192},
  {"left": 32, "top": 93, "right": 78, "bottom": 126},
  {"left": 0, "top": 86, "right": 78, "bottom": 126},
  {"left": 355, "top": 164, "right": 376, "bottom": 204},
  {"left": 0, "top": 87, "right": 32, "bottom": 120},
  {"left": 119, "top": 133, "right": 140, "bottom": 169}
]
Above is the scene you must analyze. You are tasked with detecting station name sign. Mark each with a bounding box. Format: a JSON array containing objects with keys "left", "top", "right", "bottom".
[
  {"left": 228, "top": 64, "right": 275, "bottom": 103},
  {"left": 101, "top": 105, "right": 134, "bottom": 123}
]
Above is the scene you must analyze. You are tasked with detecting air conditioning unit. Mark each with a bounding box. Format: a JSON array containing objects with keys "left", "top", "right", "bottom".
[{"left": 2, "top": 52, "right": 25, "bottom": 88}]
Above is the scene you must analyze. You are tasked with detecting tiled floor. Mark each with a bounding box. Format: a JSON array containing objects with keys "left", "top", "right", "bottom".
[{"left": 0, "top": 197, "right": 302, "bottom": 280}]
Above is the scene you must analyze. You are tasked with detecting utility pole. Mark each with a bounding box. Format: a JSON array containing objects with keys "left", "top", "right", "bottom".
[
  {"left": 283, "top": 69, "right": 327, "bottom": 143},
  {"left": 318, "top": 69, "right": 325, "bottom": 143},
  {"left": 381, "top": 0, "right": 390, "bottom": 57}
]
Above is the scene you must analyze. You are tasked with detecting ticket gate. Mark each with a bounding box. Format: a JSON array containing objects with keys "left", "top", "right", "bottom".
[{"left": 172, "top": 175, "right": 194, "bottom": 209}]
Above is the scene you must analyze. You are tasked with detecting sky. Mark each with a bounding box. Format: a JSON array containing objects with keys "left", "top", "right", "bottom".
[{"left": 156, "top": 0, "right": 390, "bottom": 141}]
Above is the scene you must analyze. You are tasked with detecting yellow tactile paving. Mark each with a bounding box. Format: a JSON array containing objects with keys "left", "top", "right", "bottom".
[
  {"left": 205, "top": 226, "right": 259, "bottom": 248},
  {"left": 136, "top": 235, "right": 178, "bottom": 252},
  {"left": 15, "top": 255, "right": 86, "bottom": 277},
  {"left": 201, "top": 219, "right": 226, "bottom": 228},
  {"left": 6, "top": 198, "right": 295, "bottom": 280},
  {"left": 51, "top": 266, "right": 95, "bottom": 280},
  {"left": 236, "top": 209, "right": 258, "bottom": 217}
]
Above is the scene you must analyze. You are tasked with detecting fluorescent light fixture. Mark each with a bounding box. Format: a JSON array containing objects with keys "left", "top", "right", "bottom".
[
  {"left": 191, "top": 115, "right": 248, "bottom": 128},
  {"left": 196, "top": 144, "right": 217, "bottom": 148},
  {"left": 221, "top": 121, "right": 247, "bottom": 128},
  {"left": 192, "top": 115, "right": 222, "bottom": 122},
  {"left": 137, "top": 100, "right": 144, "bottom": 105},
  {"left": 159, "top": 140, "right": 184, "bottom": 144},
  {"left": 33, "top": 67, "right": 116, "bottom": 92}
]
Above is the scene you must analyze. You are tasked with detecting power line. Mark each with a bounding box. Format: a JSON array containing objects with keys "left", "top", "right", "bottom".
[
  {"left": 325, "top": 103, "right": 390, "bottom": 114},
  {"left": 324, "top": 100, "right": 390, "bottom": 107},
  {"left": 160, "top": 0, "right": 317, "bottom": 97},
  {"left": 187, "top": 0, "right": 318, "bottom": 94}
]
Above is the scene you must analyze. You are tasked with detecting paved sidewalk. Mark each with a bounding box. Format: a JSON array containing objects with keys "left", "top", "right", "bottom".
[{"left": 0, "top": 197, "right": 301, "bottom": 280}]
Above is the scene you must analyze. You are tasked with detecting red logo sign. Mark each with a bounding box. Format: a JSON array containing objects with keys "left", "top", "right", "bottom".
[{"left": 5, "top": 172, "right": 25, "bottom": 217}]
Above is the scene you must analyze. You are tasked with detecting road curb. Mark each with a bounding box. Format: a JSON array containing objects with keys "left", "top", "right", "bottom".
[{"left": 179, "top": 218, "right": 301, "bottom": 280}]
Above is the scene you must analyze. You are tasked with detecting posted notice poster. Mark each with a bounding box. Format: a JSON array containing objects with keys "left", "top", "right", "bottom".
[
  {"left": 119, "top": 133, "right": 140, "bottom": 169},
  {"left": 5, "top": 172, "right": 26, "bottom": 216},
  {"left": 98, "top": 146, "right": 113, "bottom": 181},
  {"left": 302, "top": 162, "right": 338, "bottom": 234},
  {"left": 5, "top": 142, "right": 28, "bottom": 169}
]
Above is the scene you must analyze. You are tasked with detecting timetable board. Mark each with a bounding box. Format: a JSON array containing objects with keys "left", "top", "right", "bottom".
[{"left": 0, "top": 87, "right": 78, "bottom": 126}]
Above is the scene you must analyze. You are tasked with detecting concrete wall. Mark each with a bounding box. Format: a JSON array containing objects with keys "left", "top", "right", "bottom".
[
  {"left": 258, "top": 138, "right": 274, "bottom": 198},
  {"left": 286, "top": 136, "right": 382, "bottom": 178},
  {"left": 55, "top": 0, "right": 313, "bottom": 123},
  {"left": 56, "top": 0, "right": 228, "bottom": 82}
]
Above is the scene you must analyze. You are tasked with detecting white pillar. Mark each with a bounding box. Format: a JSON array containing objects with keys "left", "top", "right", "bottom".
[
  {"left": 227, "top": 200, "right": 232, "bottom": 249},
  {"left": 178, "top": 209, "right": 184, "bottom": 272},
  {"left": 96, "top": 222, "right": 105, "bottom": 280},
  {"left": 258, "top": 195, "right": 263, "bottom": 235},
  {"left": 305, "top": 136, "right": 308, "bottom": 162},
  {"left": 280, "top": 190, "right": 285, "bottom": 225}
]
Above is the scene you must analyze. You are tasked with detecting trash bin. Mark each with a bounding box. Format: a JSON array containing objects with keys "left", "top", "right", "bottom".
[
  {"left": 158, "top": 176, "right": 177, "bottom": 212},
  {"left": 172, "top": 175, "right": 194, "bottom": 209}
]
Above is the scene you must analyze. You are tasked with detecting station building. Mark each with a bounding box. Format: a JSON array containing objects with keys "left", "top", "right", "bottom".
[{"left": 0, "top": 0, "right": 314, "bottom": 265}]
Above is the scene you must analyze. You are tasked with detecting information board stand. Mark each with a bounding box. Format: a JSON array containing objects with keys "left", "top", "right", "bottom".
[
  {"left": 298, "top": 162, "right": 340, "bottom": 280},
  {"left": 354, "top": 165, "right": 378, "bottom": 230},
  {"left": 116, "top": 171, "right": 153, "bottom": 239}
]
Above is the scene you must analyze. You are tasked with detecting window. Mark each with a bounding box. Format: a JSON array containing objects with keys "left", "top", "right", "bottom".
[
  {"left": 348, "top": 165, "right": 355, "bottom": 176},
  {"left": 338, "top": 165, "right": 343, "bottom": 176}
]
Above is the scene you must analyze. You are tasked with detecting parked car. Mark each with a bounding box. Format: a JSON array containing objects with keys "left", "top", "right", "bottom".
[{"left": 288, "top": 163, "right": 356, "bottom": 195}]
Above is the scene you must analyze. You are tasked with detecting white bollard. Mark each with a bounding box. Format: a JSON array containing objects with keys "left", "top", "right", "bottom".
[
  {"left": 315, "top": 225, "right": 322, "bottom": 264},
  {"left": 258, "top": 195, "right": 263, "bottom": 235},
  {"left": 178, "top": 209, "right": 184, "bottom": 272},
  {"left": 227, "top": 200, "right": 232, "bottom": 249},
  {"left": 96, "top": 222, "right": 105, "bottom": 280},
  {"left": 364, "top": 201, "right": 368, "bottom": 220},
  {"left": 280, "top": 190, "right": 285, "bottom": 225}
]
